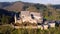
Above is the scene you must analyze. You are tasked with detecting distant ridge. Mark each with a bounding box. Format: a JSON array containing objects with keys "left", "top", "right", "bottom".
[
  {"left": 0, "top": 1, "right": 60, "bottom": 12},
  {"left": 0, "top": 1, "right": 46, "bottom": 12}
]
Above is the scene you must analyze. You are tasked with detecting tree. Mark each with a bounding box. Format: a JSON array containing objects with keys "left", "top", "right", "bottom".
[
  {"left": 26, "top": 6, "right": 39, "bottom": 12},
  {"left": 1, "top": 14, "right": 11, "bottom": 24}
]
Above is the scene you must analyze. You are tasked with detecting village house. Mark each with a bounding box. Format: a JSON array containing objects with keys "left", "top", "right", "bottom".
[
  {"left": 43, "top": 24, "right": 48, "bottom": 30},
  {"left": 48, "top": 23, "right": 55, "bottom": 28}
]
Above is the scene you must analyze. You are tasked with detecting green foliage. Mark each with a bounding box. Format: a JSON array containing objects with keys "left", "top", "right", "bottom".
[
  {"left": 0, "top": 25, "right": 60, "bottom": 34},
  {"left": 0, "top": 25, "right": 14, "bottom": 34},
  {"left": 0, "top": 14, "right": 11, "bottom": 24},
  {"left": 11, "top": 29, "right": 19, "bottom": 34},
  {"left": 39, "top": 5, "right": 60, "bottom": 20}
]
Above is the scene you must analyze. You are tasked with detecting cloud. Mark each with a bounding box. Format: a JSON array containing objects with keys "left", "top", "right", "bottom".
[{"left": 20, "top": 0, "right": 60, "bottom": 4}]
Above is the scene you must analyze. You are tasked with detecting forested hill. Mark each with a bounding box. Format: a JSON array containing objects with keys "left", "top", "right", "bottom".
[
  {"left": 0, "top": 1, "right": 60, "bottom": 20},
  {"left": 0, "top": 1, "right": 60, "bottom": 11},
  {"left": 0, "top": 9, "right": 16, "bottom": 17},
  {"left": 0, "top": 1, "right": 46, "bottom": 12}
]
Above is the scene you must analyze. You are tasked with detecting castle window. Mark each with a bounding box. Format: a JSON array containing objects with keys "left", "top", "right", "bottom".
[{"left": 31, "top": 14, "right": 34, "bottom": 19}]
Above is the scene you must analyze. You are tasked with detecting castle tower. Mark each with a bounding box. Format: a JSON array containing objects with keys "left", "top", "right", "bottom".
[{"left": 14, "top": 14, "right": 17, "bottom": 23}]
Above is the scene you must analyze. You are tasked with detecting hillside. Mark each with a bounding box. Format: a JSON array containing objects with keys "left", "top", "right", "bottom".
[
  {"left": 51, "top": 5, "right": 60, "bottom": 9},
  {"left": 0, "top": 2, "right": 12, "bottom": 8},
  {"left": 0, "top": 1, "right": 46, "bottom": 12}
]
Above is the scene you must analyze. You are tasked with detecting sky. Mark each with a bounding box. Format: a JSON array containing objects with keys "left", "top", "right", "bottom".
[{"left": 0, "top": 0, "right": 60, "bottom": 4}]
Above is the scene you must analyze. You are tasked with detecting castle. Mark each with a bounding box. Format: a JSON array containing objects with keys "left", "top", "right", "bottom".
[
  {"left": 14, "top": 11, "right": 43, "bottom": 25},
  {"left": 14, "top": 11, "right": 55, "bottom": 30}
]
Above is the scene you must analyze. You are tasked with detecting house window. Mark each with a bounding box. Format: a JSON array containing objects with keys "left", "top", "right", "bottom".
[{"left": 31, "top": 14, "right": 34, "bottom": 19}]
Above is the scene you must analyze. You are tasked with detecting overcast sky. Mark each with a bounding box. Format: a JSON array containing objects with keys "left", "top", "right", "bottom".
[{"left": 0, "top": 0, "right": 60, "bottom": 4}]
